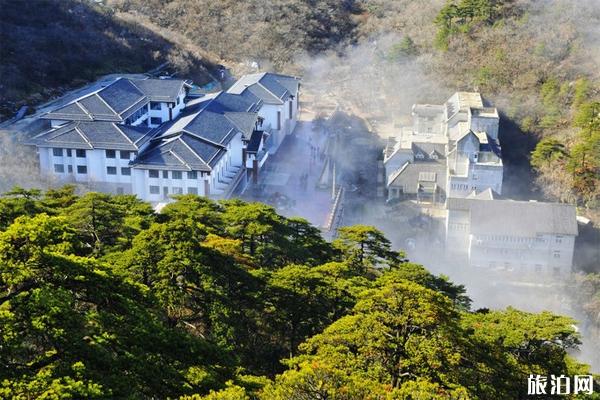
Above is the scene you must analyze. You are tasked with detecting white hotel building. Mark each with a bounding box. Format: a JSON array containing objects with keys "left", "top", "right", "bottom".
[{"left": 27, "top": 73, "right": 300, "bottom": 202}]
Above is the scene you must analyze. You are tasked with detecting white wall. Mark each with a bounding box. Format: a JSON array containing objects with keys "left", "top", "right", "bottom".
[
  {"left": 43, "top": 147, "right": 137, "bottom": 193},
  {"left": 257, "top": 95, "right": 299, "bottom": 155},
  {"left": 147, "top": 89, "right": 186, "bottom": 128},
  {"left": 468, "top": 233, "right": 575, "bottom": 275},
  {"left": 133, "top": 168, "right": 209, "bottom": 202}
]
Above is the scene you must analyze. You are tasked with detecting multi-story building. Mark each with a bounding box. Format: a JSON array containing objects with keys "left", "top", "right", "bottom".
[
  {"left": 445, "top": 189, "right": 578, "bottom": 275},
  {"left": 383, "top": 92, "right": 503, "bottom": 203},
  {"left": 26, "top": 73, "right": 300, "bottom": 202}
]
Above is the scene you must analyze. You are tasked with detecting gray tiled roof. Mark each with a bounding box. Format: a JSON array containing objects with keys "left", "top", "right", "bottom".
[
  {"left": 447, "top": 197, "right": 578, "bottom": 236},
  {"left": 224, "top": 112, "right": 259, "bottom": 136},
  {"left": 44, "top": 77, "right": 188, "bottom": 123},
  {"left": 184, "top": 110, "right": 236, "bottom": 145},
  {"left": 26, "top": 121, "right": 153, "bottom": 151},
  {"left": 388, "top": 161, "right": 447, "bottom": 194},
  {"left": 78, "top": 95, "right": 120, "bottom": 121},
  {"left": 132, "top": 133, "right": 224, "bottom": 171},
  {"left": 130, "top": 78, "right": 186, "bottom": 103},
  {"left": 97, "top": 78, "right": 145, "bottom": 114},
  {"left": 227, "top": 72, "right": 300, "bottom": 104},
  {"left": 412, "top": 142, "right": 446, "bottom": 160},
  {"left": 45, "top": 102, "right": 93, "bottom": 121},
  {"left": 153, "top": 90, "right": 261, "bottom": 144}
]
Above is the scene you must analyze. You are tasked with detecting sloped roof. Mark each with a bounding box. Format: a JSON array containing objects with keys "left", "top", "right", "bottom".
[
  {"left": 227, "top": 72, "right": 300, "bottom": 104},
  {"left": 388, "top": 161, "right": 447, "bottom": 194},
  {"left": 131, "top": 78, "right": 186, "bottom": 103},
  {"left": 412, "top": 142, "right": 446, "bottom": 160},
  {"left": 44, "top": 77, "right": 188, "bottom": 122},
  {"left": 133, "top": 89, "right": 262, "bottom": 171},
  {"left": 131, "top": 132, "right": 224, "bottom": 171},
  {"left": 26, "top": 121, "right": 153, "bottom": 151},
  {"left": 447, "top": 197, "right": 578, "bottom": 236},
  {"left": 97, "top": 78, "right": 145, "bottom": 114}
]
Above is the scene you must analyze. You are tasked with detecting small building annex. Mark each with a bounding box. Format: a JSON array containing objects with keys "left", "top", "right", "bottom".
[{"left": 445, "top": 189, "right": 578, "bottom": 275}]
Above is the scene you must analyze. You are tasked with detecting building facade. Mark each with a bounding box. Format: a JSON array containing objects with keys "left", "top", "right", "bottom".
[
  {"left": 383, "top": 92, "right": 503, "bottom": 203},
  {"left": 445, "top": 189, "right": 578, "bottom": 275},
  {"left": 27, "top": 73, "right": 300, "bottom": 203}
]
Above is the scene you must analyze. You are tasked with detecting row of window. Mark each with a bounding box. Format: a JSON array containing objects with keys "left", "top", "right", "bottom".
[
  {"left": 450, "top": 183, "right": 471, "bottom": 191},
  {"left": 124, "top": 106, "right": 147, "bottom": 125},
  {"left": 148, "top": 170, "right": 198, "bottom": 179},
  {"left": 106, "top": 150, "right": 135, "bottom": 159},
  {"left": 107, "top": 166, "right": 131, "bottom": 176},
  {"left": 485, "top": 262, "right": 561, "bottom": 275},
  {"left": 149, "top": 186, "right": 198, "bottom": 195},
  {"left": 54, "top": 164, "right": 86, "bottom": 174},
  {"left": 53, "top": 148, "right": 86, "bottom": 158},
  {"left": 474, "top": 234, "right": 564, "bottom": 245}
]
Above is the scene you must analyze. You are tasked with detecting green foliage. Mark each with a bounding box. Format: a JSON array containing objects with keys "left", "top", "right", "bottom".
[
  {"left": 0, "top": 213, "right": 233, "bottom": 398},
  {"left": 539, "top": 78, "right": 564, "bottom": 128},
  {"left": 530, "top": 137, "right": 568, "bottom": 169},
  {"left": 0, "top": 189, "right": 593, "bottom": 397},
  {"left": 567, "top": 101, "right": 600, "bottom": 205},
  {"left": 434, "top": 0, "right": 517, "bottom": 50},
  {"left": 573, "top": 78, "right": 590, "bottom": 107},
  {"left": 334, "top": 225, "right": 402, "bottom": 271},
  {"left": 388, "top": 36, "right": 419, "bottom": 60}
]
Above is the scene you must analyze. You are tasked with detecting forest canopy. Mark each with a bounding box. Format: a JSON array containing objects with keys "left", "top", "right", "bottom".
[{"left": 0, "top": 188, "right": 596, "bottom": 399}]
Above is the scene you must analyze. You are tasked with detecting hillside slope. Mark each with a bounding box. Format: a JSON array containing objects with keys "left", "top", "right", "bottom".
[{"left": 0, "top": 0, "right": 217, "bottom": 121}]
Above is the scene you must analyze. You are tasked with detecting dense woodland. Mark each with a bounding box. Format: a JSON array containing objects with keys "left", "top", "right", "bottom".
[
  {"left": 0, "top": 187, "right": 598, "bottom": 398},
  {"left": 1, "top": 2, "right": 599, "bottom": 397}
]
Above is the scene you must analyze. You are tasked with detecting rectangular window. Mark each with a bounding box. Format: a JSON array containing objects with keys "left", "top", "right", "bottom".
[
  {"left": 66, "top": 149, "right": 72, "bottom": 157},
  {"left": 187, "top": 171, "right": 197, "bottom": 179},
  {"left": 172, "top": 171, "right": 182, "bottom": 179},
  {"left": 67, "top": 165, "right": 73, "bottom": 173},
  {"left": 76, "top": 149, "right": 86, "bottom": 158},
  {"left": 150, "top": 117, "right": 162, "bottom": 125},
  {"left": 555, "top": 235, "right": 563, "bottom": 244},
  {"left": 150, "top": 102, "right": 161, "bottom": 110},
  {"left": 162, "top": 170, "right": 168, "bottom": 179},
  {"left": 172, "top": 187, "right": 183, "bottom": 194},
  {"left": 149, "top": 170, "right": 159, "bottom": 178},
  {"left": 53, "top": 148, "right": 63, "bottom": 157},
  {"left": 54, "top": 164, "right": 64, "bottom": 173},
  {"left": 149, "top": 185, "right": 160, "bottom": 194},
  {"left": 121, "top": 167, "right": 131, "bottom": 176},
  {"left": 107, "top": 166, "right": 117, "bottom": 175},
  {"left": 289, "top": 99, "right": 293, "bottom": 119},
  {"left": 277, "top": 111, "right": 281, "bottom": 130},
  {"left": 106, "top": 149, "right": 116, "bottom": 158},
  {"left": 120, "top": 151, "right": 131, "bottom": 160},
  {"left": 187, "top": 187, "right": 198, "bottom": 194},
  {"left": 77, "top": 165, "right": 87, "bottom": 174}
]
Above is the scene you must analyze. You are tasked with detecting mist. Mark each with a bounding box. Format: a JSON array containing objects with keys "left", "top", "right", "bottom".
[{"left": 289, "top": 1, "right": 600, "bottom": 372}]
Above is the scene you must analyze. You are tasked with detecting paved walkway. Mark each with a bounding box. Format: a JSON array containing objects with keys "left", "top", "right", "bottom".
[{"left": 241, "top": 121, "right": 334, "bottom": 228}]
